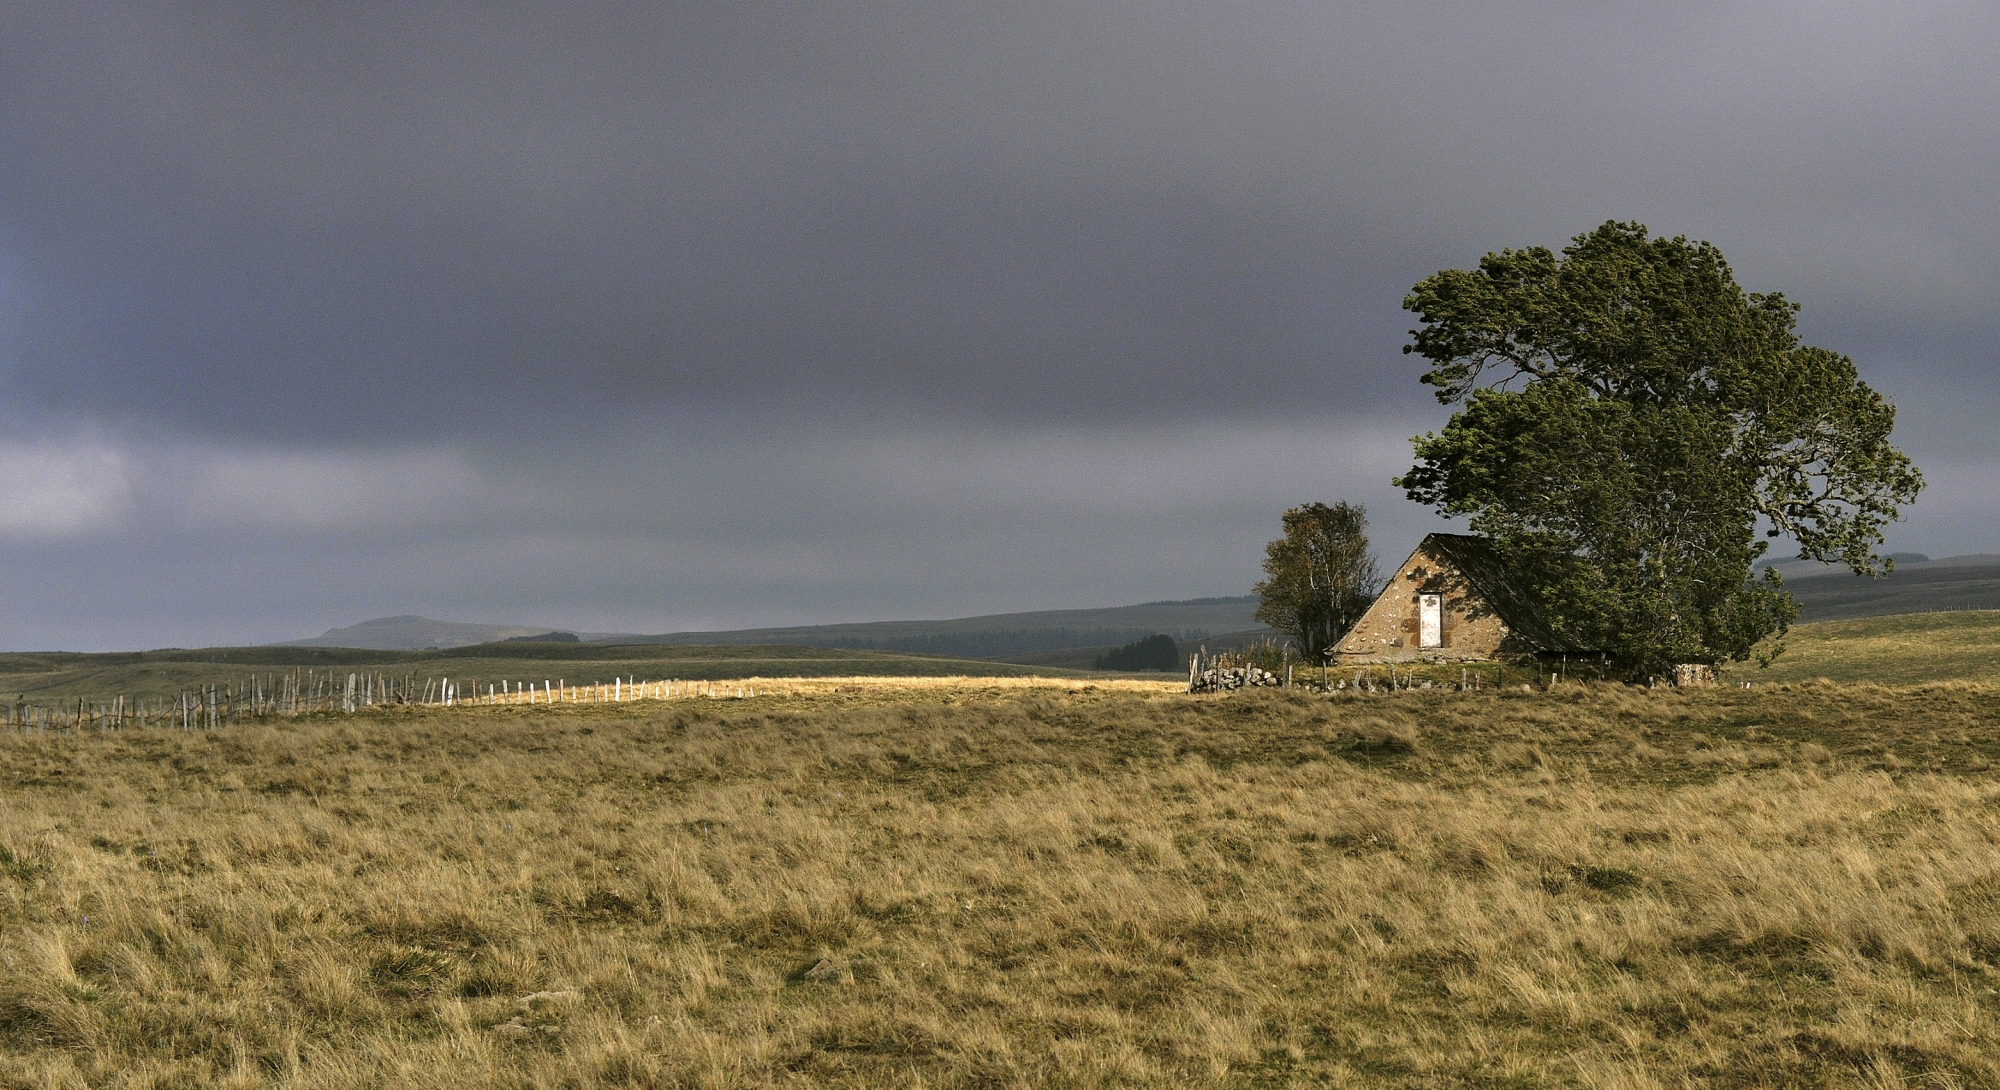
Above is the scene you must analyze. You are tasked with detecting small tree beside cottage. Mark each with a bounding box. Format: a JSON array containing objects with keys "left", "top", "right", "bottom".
[{"left": 1253, "top": 502, "right": 1380, "bottom": 662}]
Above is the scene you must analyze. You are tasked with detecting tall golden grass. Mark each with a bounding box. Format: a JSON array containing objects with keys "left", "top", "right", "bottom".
[{"left": 2, "top": 681, "right": 1998, "bottom": 1087}]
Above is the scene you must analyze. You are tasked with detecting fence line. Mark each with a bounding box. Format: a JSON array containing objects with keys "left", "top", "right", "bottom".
[{"left": 2, "top": 669, "right": 763, "bottom": 734}]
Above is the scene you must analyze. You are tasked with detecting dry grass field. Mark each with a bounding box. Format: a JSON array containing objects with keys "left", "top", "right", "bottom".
[{"left": 4, "top": 679, "right": 2000, "bottom": 1087}]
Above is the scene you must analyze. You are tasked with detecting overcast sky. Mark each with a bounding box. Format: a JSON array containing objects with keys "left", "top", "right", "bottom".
[{"left": 1, "top": 3, "right": 1993, "bottom": 649}]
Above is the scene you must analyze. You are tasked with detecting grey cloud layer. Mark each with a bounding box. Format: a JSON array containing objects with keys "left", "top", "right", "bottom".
[
  {"left": 0, "top": 422, "right": 1438, "bottom": 648},
  {"left": 0, "top": 3, "right": 1991, "bottom": 647}
]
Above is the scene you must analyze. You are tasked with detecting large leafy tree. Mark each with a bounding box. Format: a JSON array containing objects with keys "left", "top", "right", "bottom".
[
  {"left": 1254, "top": 501, "right": 1380, "bottom": 660},
  {"left": 1397, "top": 221, "right": 1922, "bottom": 672}
]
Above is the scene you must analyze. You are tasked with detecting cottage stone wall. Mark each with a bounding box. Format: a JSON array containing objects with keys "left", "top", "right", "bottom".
[{"left": 1332, "top": 543, "right": 1520, "bottom": 663}]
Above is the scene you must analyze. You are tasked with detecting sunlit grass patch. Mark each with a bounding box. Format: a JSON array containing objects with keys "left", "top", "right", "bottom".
[{"left": 1741, "top": 609, "right": 2000, "bottom": 685}]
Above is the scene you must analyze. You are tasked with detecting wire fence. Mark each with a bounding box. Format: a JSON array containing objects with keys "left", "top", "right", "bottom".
[{"left": 2, "top": 670, "right": 762, "bottom": 733}]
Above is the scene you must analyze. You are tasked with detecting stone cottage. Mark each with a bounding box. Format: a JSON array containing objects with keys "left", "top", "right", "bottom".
[{"left": 1330, "top": 533, "right": 1589, "bottom": 664}]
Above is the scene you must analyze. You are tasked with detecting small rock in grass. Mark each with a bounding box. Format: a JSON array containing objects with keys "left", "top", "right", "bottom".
[
  {"left": 517, "top": 989, "right": 579, "bottom": 1011},
  {"left": 802, "top": 958, "right": 849, "bottom": 983}
]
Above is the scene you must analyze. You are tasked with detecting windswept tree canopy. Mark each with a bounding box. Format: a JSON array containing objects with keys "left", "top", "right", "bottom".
[{"left": 1398, "top": 221, "right": 1923, "bottom": 672}]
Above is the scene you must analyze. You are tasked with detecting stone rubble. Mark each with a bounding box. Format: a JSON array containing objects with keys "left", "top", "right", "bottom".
[{"left": 1189, "top": 665, "right": 1286, "bottom": 693}]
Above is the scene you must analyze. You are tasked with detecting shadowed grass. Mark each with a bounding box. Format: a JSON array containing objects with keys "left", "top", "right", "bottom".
[{"left": 0, "top": 681, "right": 1997, "bottom": 1086}]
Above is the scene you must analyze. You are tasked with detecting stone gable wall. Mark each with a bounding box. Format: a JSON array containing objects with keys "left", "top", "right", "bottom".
[{"left": 1331, "top": 544, "right": 1518, "bottom": 663}]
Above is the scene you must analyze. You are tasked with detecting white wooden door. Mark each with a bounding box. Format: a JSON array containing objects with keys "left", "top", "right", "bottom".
[{"left": 1418, "top": 594, "right": 1442, "bottom": 648}]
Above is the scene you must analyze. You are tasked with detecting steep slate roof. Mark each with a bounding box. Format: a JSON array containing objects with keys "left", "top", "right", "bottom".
[{"left": 1419, "top": 533, "right": 1592, "bottom": 654}]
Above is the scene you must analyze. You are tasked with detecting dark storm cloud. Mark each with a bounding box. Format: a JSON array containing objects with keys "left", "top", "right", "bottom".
[{"left": 0, "top": 3, "right": 1993, "bottom": 648}]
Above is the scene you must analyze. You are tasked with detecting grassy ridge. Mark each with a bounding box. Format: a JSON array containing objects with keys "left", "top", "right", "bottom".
[
  {"left": 4, "top": 683, "right": 2000, "bottom": 1086},
  {"left": 1740, "top": 610, "right": 2000, "bottom": 686}
]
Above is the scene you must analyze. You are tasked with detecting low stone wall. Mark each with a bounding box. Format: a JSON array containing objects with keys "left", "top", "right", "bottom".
[{"left": 1189, "top": 666, "right": 1286, "bottom": 693}]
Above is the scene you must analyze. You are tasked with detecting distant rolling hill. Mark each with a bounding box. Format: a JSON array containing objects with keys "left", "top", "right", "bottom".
[
  {"left": 601, "top": 597, "right": 1268, "bottom": 660},
  {"left": 283, "top": 615, "right": 627, "bottom": 651},
  {"left": 284, "top": 598, "right": 1270, "bottom": 658},
  {"left": 1780, "top": 554, "right": 2000, "bottom": 621},
  {"left": 285, "top": 554, "right": 1993, "bottom": 658}
]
